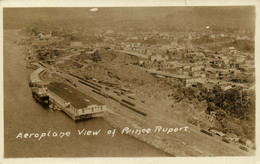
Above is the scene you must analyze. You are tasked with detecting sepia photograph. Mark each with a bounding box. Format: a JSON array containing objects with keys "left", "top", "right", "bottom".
[{"left": 0, "top": 0, "right": 259, "bottom": 163}]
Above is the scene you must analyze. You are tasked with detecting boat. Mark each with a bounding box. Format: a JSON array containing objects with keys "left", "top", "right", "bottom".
[{"left": 31, "top": 87, "right": 49, "bottom": 105}]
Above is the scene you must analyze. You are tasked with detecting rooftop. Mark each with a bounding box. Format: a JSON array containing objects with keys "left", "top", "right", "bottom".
[{"left": 46, "top": 82, "right": 103, "bottom": 109}]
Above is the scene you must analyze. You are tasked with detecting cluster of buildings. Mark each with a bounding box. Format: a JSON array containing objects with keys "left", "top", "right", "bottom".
[
  {"left": 147, "top": 45, "right": 254, "bottom": 88},
  {"left": 73, "top": 27, "right": 253, "bottom": 90},
  {"left": 26, "top": 22, "right": 255, "bottom": 151},
  {"left": 31, "top": 25, "right": 254, "bottom": 91}
]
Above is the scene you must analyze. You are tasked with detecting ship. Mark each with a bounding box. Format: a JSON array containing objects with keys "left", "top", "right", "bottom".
[{"left": 31, "top": 87, "right": 49, "bottom": 105}]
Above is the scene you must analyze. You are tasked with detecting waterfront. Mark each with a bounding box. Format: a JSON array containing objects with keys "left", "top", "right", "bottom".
[
  {"left": 4, "top": 29, "right": 169, "bottom": 157},
  {"left": 1, "top": 6, "right": 257, "bottom": 159}
]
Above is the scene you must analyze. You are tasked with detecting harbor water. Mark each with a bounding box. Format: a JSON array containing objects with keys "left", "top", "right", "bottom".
[{"left": 4, "top": 30, "right": 169, "bottom": 157}]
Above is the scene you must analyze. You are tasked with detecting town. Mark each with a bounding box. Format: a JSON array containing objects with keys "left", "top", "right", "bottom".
[{"left": 15, "top": 7, "right": 255, "bottom": 156}]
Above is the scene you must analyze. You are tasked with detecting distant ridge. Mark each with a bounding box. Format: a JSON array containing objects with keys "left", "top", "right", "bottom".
[{"left": 4, "top": 6, "right": 255, "bottom": 30}]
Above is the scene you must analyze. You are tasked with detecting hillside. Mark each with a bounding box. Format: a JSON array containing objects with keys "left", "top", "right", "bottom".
[{"left": 4, "top": 6, "right": 255, "bottom": 30}]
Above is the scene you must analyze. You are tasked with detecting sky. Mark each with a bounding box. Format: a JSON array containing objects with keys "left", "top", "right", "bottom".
[{"left": 3, "top": 6, "right": 255, "bottom": 30}]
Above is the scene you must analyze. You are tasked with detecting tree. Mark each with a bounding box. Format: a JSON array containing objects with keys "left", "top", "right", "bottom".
[
  {"left": 215, "top": 109, "right": 228, "bottom": 131},
  {"left": 91, "top": 50, "right": 101, "bottom": 62}
]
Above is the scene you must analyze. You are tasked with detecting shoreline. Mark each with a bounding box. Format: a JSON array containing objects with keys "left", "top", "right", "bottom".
[
  {"left": 6, "top": 29, "right": 171, "bottom": 157},
  {"left": 8, "top": 29, "right": 254, "bottom": 157}
]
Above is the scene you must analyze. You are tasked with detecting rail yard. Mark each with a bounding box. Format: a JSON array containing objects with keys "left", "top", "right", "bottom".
[
  {"left": 17, "top": 6, "right": 255, "bottom": 156},
  {"left": 26, "top": 58, "right": 254, "bottom": 156}
]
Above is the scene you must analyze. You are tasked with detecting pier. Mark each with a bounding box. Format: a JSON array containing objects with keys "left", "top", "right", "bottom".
[{"left": 28, "top": 66, "right": 107, "bottom": 120}]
